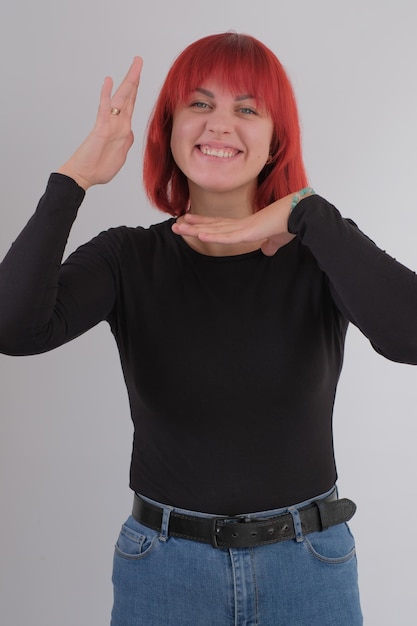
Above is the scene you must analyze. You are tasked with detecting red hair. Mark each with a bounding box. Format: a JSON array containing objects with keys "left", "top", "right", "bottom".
[{"left": 143, "top": 32, "right": 308, "bottom": 216}]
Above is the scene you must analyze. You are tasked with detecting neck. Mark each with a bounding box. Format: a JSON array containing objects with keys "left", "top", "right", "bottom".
[{"left": 188, "top": 183, "right": 255, "bottom": 219}]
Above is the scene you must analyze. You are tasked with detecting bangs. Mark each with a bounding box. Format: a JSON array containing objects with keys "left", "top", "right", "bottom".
[{"left": 166, "top": 33, "right": 279, "bottom": 114}]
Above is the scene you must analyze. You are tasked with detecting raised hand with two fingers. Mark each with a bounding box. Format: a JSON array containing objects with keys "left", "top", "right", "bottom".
[{"left": 58, "top": 56, "right": 143, "bottom": 190}]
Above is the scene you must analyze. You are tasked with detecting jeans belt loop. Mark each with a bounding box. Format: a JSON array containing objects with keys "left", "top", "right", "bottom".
[
  {"left": 288, "top": 507, "right": 304, "bottom": 543},
  {"left": 159, "top": 504, "right": 174, "bottom": 542}
]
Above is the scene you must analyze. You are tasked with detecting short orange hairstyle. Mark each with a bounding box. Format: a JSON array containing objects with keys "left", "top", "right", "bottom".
[{"left": 143, "top": 32, "right": 308, "bottom": 216}]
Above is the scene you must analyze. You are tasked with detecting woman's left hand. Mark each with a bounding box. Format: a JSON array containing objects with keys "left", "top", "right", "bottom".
[{"left": 172, "top": 193, "right": 299, "bottom": 256}]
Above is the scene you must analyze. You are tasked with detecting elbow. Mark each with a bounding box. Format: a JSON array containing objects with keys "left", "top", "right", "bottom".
[
  {"left": 0, "top": 336, "right": 40, "bottom": 357},
  {"left": 372, "top": 339, "right": 417, "bottom": 366},
  {"left": 0, "top": 320, "right": 46, "bottom": 356}
]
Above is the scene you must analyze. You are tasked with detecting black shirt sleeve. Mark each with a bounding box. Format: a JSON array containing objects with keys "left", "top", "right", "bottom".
[
  {"left": 0, "top": 174, "right": 116, "bottom": 355},
  {"left": 288, "top": 194, "right": 417, "bottom": 364}
]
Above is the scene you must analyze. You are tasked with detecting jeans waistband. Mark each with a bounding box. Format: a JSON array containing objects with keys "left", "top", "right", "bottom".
[{"left": 132, "top": 487, "right": 357, "bottom": 549}]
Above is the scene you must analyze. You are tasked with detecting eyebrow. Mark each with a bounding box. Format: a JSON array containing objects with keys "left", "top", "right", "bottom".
[{"left": 195, "top": 87, "right": 255, "bottom": 101}]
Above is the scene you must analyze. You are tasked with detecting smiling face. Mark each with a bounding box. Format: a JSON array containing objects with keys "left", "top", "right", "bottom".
[{"left": 170, "top": 79, "right": 274, "bottom": 211}]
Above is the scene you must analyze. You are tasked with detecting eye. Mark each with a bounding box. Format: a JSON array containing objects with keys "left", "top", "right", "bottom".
[
  {"left": 238, "top": 106, "right": 257, "bottom": 115},
  {"left": 190, "top": 101, "right": 211, "bottom": 110}
]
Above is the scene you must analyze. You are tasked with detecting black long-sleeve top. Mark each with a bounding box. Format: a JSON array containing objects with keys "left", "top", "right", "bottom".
[{"left": 1, "top": 173, "right": 417, "bottom": 514}]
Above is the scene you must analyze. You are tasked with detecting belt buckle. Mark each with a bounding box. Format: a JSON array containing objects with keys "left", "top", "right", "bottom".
[{"left": 210, "top": 515, "right": 249, "bottom": 549}]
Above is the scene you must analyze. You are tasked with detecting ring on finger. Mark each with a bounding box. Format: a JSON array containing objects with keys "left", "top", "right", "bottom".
[{"left": 110, "top": 107, "right": 121, "bottom": 116}]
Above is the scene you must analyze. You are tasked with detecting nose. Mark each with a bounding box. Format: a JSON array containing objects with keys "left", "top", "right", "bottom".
[{"left": 206, "top": 109, "right": 233, "bottom": 135}]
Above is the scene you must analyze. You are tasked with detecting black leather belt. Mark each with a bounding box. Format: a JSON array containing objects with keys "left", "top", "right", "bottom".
[{"left": 132, "top": 492, "right": 356, "bottom": 549}]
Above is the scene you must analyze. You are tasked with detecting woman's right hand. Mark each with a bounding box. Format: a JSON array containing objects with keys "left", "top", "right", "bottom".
[{"left": 58, "top": 56, "right": 143, "bottom": 190}]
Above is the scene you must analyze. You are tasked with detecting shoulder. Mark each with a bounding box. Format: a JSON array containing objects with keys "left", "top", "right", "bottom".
[{"left": 86, "top": 217, "right": 176, "bottom": 258}]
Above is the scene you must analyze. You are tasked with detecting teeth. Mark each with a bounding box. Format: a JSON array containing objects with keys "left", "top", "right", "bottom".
[{"left": 199, "top": 146, "right": 238, "bottom": 158}]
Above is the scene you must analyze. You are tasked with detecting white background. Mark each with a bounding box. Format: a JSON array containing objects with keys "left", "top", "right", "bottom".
[{"left": 1, "top": 1, "right": 417, "bottom": 624}]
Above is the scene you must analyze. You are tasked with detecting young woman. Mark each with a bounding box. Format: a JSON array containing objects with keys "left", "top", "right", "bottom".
[{"left": 1, "top": 32, "right": 417, "bottom": 625}]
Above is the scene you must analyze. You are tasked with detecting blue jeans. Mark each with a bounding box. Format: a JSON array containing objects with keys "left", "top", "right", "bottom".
[{"left": 111, "top": 487, "right": 362, "bottom": 625}]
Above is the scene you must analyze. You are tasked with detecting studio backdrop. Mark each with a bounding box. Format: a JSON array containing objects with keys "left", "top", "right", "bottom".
[{"left": 1, "top": 1, "right": 416, "bottom": 624}]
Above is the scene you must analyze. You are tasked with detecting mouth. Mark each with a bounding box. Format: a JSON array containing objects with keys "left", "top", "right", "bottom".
[{"left": 197, "top": 145, "right": 241, "bottom": 159}]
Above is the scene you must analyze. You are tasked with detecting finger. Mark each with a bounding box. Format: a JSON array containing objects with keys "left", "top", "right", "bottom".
[
  {"left": 111, "top": 57, "right": 143, "bottom": 116},
  {"left": 97, "top": 76, "right": 113, "bottom": 120},
  {"left": 172, "top": 220, "right": 230, "bottom": 239},
  {"left": 183, "top": 213, "right": 231, "bottom": 225},
  {"left": 261, "top": 233, "right": 296, "bottom": 256},
  {"left": 183, "top": 215, "right": 250, "bottom": 234},
  {"left": 118, "top": 56, "right": 143, "bottom": 117},
  {"left": 260, "top": 239, "right": 280, "bottom": 256},
  {"left": 174, "top": 220, "right": 246, "bottom": 239}
]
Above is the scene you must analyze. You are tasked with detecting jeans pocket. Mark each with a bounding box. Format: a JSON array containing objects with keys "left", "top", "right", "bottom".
[
  {"left": 114, "top": 515, "right": 159, "bottom": 561},
  {"left": 304, "top": 522, "right": 356, "bottom": 565}
]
